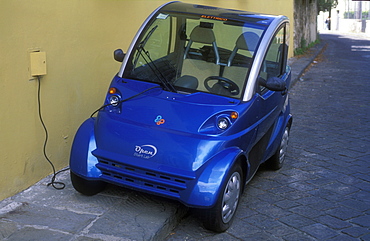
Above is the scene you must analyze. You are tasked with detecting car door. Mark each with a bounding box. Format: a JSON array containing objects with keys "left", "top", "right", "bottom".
[{"left": 249, "top": 24, "right": 290, "bottom": 165}]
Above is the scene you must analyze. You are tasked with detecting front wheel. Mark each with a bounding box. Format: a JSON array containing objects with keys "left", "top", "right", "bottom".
[
  {"left": 266, "top": 125, "right": 290, "bottom": 170},
  {"left": 201, "top": 164, "right": 243, "bottom": 232},
  {"left": 70, "top": 171, "right": 106, "bottom": 196}
]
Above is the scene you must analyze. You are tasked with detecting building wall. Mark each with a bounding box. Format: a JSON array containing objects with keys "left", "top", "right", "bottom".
[{"left": 0, "top": 0, "right": 294, "bottom": 201}]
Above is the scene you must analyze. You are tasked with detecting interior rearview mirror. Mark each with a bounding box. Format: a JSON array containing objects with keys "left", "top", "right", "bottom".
[{"left": 114, "top": 49, "right": 125, "bottom": 62}]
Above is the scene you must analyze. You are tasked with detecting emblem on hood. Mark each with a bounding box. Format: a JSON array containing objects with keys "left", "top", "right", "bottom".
[
  {"left": 134, "top": 145, "right": 157, "bottom": 159},
  {"left": 154, "top": 115, "right": 165, "bottom": 125}
]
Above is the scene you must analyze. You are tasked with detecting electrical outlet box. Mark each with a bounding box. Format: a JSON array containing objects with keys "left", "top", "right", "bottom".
[{"left": 30, "top": 51, "right": 47, "bottom": 76}]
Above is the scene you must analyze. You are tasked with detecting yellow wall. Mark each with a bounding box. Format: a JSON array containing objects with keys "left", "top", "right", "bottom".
[{"left": 0, "top": 0, "right": 294, "bottom": 201}]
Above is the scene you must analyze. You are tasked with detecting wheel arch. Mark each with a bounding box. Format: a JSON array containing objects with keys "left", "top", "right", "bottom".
[
  {"left": 234, "top": 154, "right": 249, "bottom": 192},
  {"left": 69, "top": 117, "right": 102, "bottom": 179},
  {"left": 185, "top": 147, "right": 248, "bottom": 208}
]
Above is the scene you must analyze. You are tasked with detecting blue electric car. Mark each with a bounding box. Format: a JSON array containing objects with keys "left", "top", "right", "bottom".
[{"left": 70, "top": 2, "right": 292, "bottom": 232}]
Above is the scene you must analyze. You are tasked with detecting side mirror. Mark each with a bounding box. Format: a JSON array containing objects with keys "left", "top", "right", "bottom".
[
  {"left": 114, "top": 49, "right": 125, "bottom": 62},
  {"left": 259, "top": 77, "right": 287, "bottom": 92}
]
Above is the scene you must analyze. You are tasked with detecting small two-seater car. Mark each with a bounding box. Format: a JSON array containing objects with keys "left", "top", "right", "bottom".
[{"left": 70, "top": 1, "right": 292, "bottom": 232}]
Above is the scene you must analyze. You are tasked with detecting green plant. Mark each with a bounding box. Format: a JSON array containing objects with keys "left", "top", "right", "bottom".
[
  {"left": 344, "top": 11, "right": 370, "bottom": 20},
  {"left": 294, "top": 39, "right": 320, "bottom": 56}
]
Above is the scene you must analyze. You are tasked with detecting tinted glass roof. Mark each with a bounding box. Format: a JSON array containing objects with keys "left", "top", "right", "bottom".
[{"left": 161, "top": 2, "right": 277, "bottom": 27}]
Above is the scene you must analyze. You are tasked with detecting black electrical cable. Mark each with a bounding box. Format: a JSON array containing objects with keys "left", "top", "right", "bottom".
[
  {"left": 36, "top": 76, "right": 69, "bottom": 190},
  {"left": 36, "top": 77, "right": 160, "bottom": 189}
]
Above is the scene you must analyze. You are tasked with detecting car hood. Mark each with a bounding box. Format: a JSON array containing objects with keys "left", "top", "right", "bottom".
[{"left": 92, "top": 77, "right": 254, "bottom": 172}]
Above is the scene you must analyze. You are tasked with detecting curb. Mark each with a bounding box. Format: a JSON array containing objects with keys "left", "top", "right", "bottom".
[{"left": 289, "top": 40, "right": 328, "bottom": 86}]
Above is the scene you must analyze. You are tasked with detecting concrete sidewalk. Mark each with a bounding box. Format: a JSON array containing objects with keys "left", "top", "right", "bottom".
[
  {"left": 0, "top": 170, "right": 188, "bottom": 241},
  {"left": 288, "top": 39, "right": 327, "bottom": 85},
  {"left": 0, "top": 40, "right": 326, "bottom": 241}
]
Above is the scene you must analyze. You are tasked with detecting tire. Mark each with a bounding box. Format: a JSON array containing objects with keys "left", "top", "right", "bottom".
[
  {"left": 70, "top": 171, "right": 106, "bottom": 196},
  {"left": 266, "top": 126, "right": 290, "bottom": 170},
  {"left": 201, "top": 164, "right": 243, "bottom": 232}
]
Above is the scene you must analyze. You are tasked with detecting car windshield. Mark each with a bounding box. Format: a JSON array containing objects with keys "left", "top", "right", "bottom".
[{"left": 123, "top": 9, "right": 268, "bottom": 99}]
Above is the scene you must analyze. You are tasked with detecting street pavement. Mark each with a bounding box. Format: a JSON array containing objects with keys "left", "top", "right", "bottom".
[{"left": 1, "top": 32, "right": 369, "bottom": 241}]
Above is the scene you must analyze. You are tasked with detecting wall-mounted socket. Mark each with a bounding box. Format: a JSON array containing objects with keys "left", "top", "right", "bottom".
[{"left": 28, "top": 48, "right": 47, "bottom": 80}]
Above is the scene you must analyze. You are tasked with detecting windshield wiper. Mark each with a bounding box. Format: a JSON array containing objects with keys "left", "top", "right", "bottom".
[
  {"left": 134, "top": 25, "right": 177, "bottom": 93},
  {"left": 139, "top": 25, "right": 158, "bottom": 49},
  {"left": 137, "top": 46, "right": 177, "bottom": 92}
]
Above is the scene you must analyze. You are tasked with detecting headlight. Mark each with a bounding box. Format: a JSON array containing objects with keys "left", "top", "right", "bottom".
[
  {"left": 217, "top": 117, "right": 229, "bottom": 130},
  {"left": 109, "top": 95, "right": 120, "bottom": 106},
  {"left": 199, "top": 111, "right": 239, "bottom": 134}
]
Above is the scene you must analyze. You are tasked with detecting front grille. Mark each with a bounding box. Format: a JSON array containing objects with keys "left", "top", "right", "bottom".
[{"left": 96, "top": 159, "right": 193, "bottom": 198}]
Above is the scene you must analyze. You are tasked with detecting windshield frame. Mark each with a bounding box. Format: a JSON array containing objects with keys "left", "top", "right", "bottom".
[{"left": 118, "top": 2, "right": 282, "bottom": 101}]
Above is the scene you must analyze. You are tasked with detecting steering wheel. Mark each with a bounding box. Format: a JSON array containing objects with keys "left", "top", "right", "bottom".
[{"left": 204, "top": 76, "right": 240, "bottom": 96}]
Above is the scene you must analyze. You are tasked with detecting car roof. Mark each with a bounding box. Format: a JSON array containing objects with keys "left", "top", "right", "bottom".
[{"left": 161, "top": 1, "right": 278, "bottom": 28}]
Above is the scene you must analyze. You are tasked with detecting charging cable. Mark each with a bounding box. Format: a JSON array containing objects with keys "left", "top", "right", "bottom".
[
  {"left": 36, "top": 76, "right": 68, "bottom": 189},
  {"left": 90, "top": 85, "right": 161, "bottom": 118},
  {"left": 36, "top": 78, "right": 160, "bottom": 189}
]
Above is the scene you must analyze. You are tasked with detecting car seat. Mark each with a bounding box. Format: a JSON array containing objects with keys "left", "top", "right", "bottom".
[
  {"left": 222, "top": 32, "right": 261, "bottom": 95},
  {"left": 181, "top": 25, "right": 220, "bottom": 91}
]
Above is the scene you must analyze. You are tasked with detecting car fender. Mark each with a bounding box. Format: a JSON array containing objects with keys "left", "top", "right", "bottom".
[
  {"left": 264, "top": 107, "right": 293, "bottom": 161},
  {"left": 69, "top": 118, "right": 102, "bottom": 179},
  {"left": 184, "top": 147, "right": 246, "bottom": 208}
]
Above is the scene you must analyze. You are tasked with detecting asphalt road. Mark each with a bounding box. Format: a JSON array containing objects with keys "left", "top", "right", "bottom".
[{"left": 167, "top": 33, "right": 370, "bottom": 240}]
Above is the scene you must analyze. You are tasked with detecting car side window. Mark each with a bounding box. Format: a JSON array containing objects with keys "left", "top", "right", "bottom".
[{"left": 259, "top": 24, "right": 289, "bottom": 93}]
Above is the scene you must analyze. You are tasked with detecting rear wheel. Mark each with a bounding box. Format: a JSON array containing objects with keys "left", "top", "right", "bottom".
[
  {"left": 266, "top": 126, "right": 290, "bottom": 170},
  {"left": 70, "top": 171, "right": 106, "bottom": 196},
  {"left": 201, "top": 164, "right": 243, "bottom": 232}
]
